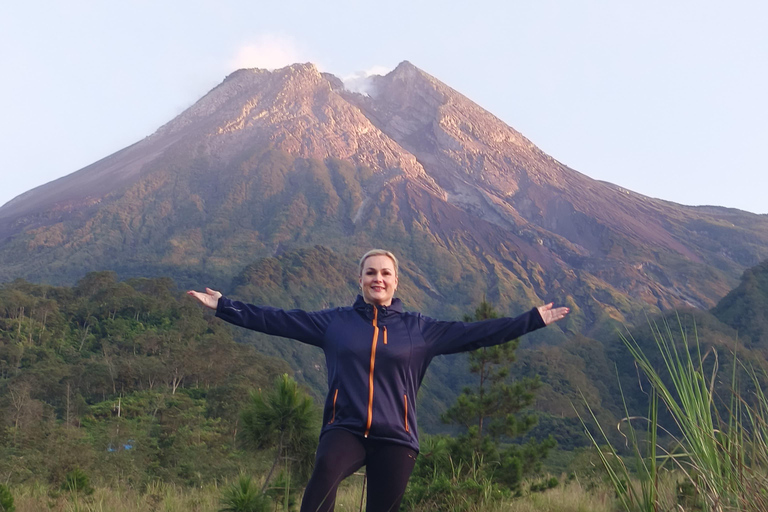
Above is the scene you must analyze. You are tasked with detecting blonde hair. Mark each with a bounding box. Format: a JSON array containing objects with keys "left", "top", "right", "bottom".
[{"left": 359, "top": 249, "right": 399, "bottom": 277}]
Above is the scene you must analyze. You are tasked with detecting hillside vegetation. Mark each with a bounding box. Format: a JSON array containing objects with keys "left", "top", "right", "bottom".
[
  {"left": 0, "top": 272, "right": 289, "bottom": 486},
  {"left": 3, "top": 253, "right": 767, "bottom": 493}
]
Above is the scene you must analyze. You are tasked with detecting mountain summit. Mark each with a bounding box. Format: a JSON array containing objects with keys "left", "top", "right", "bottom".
[{"left": 2, "top": 61, "right": 767, "bottom": 330}]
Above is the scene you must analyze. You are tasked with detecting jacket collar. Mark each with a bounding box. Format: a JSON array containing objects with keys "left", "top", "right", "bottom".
[{"left": 353, "top": 294, "right": 403, "bottom": 320}]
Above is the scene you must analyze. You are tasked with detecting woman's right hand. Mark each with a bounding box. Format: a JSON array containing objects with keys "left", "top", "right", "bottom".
[
  {"left": 537, "top": 303, "right": 570, "bottom": 325},
  {"left": 186, "top": 288, "right": 222, "bottom": 310}
]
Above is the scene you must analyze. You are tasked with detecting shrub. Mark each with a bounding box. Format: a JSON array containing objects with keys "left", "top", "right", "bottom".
[
  {"left": 0, "top": 484, "right": 15, "bottom": 512},
  {"left": 61, "top": 468, "right": 94, "bottom": 496},
  {"left": 219, "top": 474, "right": 271, "bottom": 512},
  {"left": 403, "top": 435, "right": 510, "bottom": 511}
]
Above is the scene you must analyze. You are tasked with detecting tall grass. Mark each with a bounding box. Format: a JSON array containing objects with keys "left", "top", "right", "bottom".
[
  {"left": 5, "top": 474, "right": 615, "bottom": 511},
  {"left": 580, "top": 315, "right": 768, "bottom": 511},
  {"left": 10, "top": 481, "right": 220, "bottom": 512}
]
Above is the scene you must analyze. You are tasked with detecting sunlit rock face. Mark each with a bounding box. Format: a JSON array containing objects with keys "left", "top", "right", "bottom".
[{"left": 1, "top": 61, "right": 767, "bottom": 331}]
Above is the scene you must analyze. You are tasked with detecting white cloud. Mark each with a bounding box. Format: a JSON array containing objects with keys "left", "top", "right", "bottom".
[
  {"left": 229, "top": 34, "right": 304, "bottom": 71},
  {"left": 342, "top": 65, "right": 393, "bottom": 96}
]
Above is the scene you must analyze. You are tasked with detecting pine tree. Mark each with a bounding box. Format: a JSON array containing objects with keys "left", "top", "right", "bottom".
[
  {"left": 441, "top": 299, "right": 555, "bottom": 490},
  {"left": 239, "top": 374, "right": 318, "bottom": 493}
]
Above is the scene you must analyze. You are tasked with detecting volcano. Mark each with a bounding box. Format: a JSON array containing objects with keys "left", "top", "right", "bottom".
[{"left": 1, "top": 61, "right": 767, "bottom": 333}]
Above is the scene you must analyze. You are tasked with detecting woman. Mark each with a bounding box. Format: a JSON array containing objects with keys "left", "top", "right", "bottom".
[{"left": 188, "top": 249, "right": 569, "bottom": 512}]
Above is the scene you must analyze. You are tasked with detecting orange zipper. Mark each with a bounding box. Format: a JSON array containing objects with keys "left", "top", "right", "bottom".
[
  {"left": 364, "top": 307, "right": 379, "bottom": 437},
  {"left": 328, "top": 388, "right": 339, "bottom": 424},
  {"left": 403, "top": 394, "right": 409, "bottom": 432},
  {"left": 383, "top": 326, "right": 387, "bottom": 345}
]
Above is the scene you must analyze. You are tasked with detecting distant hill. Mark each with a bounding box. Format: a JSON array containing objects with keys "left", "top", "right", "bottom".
[
  {"left": 512, "top": 257, "right": 768, "bottom": 447},
  {"left": 712, "top": 259, "right": 768, "bottom": 352},
  {"left": 1, "top": 62, "right": 767, "bottom": 341}
]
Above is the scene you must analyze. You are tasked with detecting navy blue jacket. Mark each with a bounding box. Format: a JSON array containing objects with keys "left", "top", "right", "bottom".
[{"left": 216, "top": 295, "right": 546, "bottom": 452}]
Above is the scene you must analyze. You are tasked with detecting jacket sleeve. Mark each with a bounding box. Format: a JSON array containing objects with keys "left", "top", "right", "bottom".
[
  {"left": 419, "top": 308, "right": 546, "bottom": 357},
  {"left": 215, "top": 296, "right": 334, "bottom": 348}
]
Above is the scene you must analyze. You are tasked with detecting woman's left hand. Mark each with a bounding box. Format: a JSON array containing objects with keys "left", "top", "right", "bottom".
[
  {"left": 187, "top": 287, "right": 222, "bottom": 310},
  {"left": 537, "top": 303, "right": 570, "bottom": 325}
]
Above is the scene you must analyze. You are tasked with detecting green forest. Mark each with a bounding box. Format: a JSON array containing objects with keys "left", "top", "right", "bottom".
[
  {"left": 0, "top": 272, "right": 292, "bottom": 487},
  {"left": 2, "top": 258, "right": 768, "bottom": 511}
]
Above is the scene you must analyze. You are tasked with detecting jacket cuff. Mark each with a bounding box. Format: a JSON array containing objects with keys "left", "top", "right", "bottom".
[{"left": 215, "top": 296, "right": 228, "bottom": 317}]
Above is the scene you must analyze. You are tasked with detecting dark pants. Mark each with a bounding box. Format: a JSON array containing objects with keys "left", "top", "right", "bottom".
[{"left": 300, "top": 429, "right": 418, "bottom": 512}]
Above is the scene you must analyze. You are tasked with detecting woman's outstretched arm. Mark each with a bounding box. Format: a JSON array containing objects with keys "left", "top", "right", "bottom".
[
  {"left": 186, "top": 287, "right": 334, "bottom": 348},
  {"left": 421, "top": 303, "right": 570, "bottom": 356}
]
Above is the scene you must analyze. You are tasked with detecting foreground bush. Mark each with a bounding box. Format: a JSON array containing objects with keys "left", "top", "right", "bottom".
[
  {"left": 403, "top": 435, "right": 510, "bottom": 511},
  {"left": 0, "top": 483, "right": 14, "bottom": 512},
  {"left": 219, "top": 474, "right": 271, "bottom": 512}
]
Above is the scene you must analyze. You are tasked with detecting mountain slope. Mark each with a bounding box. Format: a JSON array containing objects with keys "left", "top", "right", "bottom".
[
  {"left": 344, "top": 62, "right": 768, "bottom": 306},
  {"left": 1, "top": 61, "right": 767, "bottom": 335}
]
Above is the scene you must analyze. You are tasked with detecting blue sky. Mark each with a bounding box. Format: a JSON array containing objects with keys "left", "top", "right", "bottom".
[{"left": 1, "top": 0, "right": 766, "bottom": 213}]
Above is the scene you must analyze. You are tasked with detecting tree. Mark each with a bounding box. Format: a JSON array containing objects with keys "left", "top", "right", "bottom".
[
  {"left": 440, "top": 299, "right": 555, "bottom": 490},
  {"left": 239, "top": 374, "right": 317, "bottom": 493},
  {"left": 442, "top": 300, "right": 541, "bottom": 440}
]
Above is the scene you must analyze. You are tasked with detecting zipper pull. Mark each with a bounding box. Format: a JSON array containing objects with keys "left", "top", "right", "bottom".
[{"left": 328, "top": 388, "right": 339, "bottom": 424}]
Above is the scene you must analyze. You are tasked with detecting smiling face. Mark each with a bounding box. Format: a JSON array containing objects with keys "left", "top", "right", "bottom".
[{"left": 359, "top": 254, "right": 399, "bottom": 306}]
